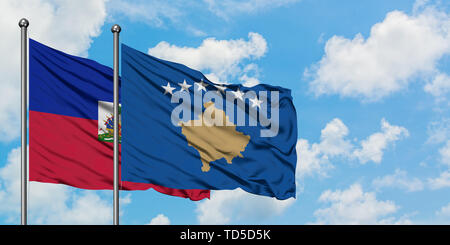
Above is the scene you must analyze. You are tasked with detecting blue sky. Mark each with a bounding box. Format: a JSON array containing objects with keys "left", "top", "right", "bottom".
[{"left": 0, "top": 0, "right": 450, "bottom": 224}]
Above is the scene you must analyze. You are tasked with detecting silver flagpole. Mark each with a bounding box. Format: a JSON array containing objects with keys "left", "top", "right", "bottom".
[
  {"left": 19, "top": 18, "right": 29, "bottom": 226},
  {"left": 111, "top": 24, "right": 121, "bottom": 226}
]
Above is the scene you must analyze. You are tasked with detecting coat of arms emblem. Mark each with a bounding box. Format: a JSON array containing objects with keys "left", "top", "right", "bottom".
[{"left": 98, "top": 101, "right": 121, "bottom": 143}]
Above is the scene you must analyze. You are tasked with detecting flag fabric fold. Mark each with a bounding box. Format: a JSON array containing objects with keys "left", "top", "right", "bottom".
[
  {"left": 121, "top": 44, "right": 297, "bottom": 200},
  {"left": 29, "top": 39, "right": 209, "bottom": 201}
]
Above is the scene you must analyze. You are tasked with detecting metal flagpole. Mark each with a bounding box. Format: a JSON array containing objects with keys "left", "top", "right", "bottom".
[
  {"left": 111, "top": 24, "right": 121, "bottom": 226},
  {"left": 19, "top": 18, "right": 29, "bottom": 226}
]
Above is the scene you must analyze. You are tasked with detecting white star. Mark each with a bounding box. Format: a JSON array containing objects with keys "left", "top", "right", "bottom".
[
  {"left": 161, "top": 82, "right": 175, "bottom": 95},
  {"left": 250, "top": 96, "right": 263, "bottom": 108},
  {"left": 195, "top": 80, "right": 208, "bottom": 92},
  {"left": 231, "top": 89, "right": 244, "bottom": 101},
  {"left": 214, "top": 84, "right": 227, "bottom": 94},
  {"left": 178, "top": 80, "right": 192, "bottom": 92}
]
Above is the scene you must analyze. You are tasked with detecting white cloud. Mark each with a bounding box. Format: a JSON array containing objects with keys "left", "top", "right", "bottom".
[
  {"left": 305, "top": 5, "right": 450, "bottom": 101},
  {"left": 239, "top": 63, "right": 261, "bottom": 87},
  {"left": 203, "top": 0, "right": 300, "bottom": 20},
  {"left": 424, "top": 72, "right": 450, "bottom": 99},
  {"left": 376, "top": 214, "right": 415, "bottom": 225},
  {"left": 240, "top": 74, "right": 261, "bottom": 87},
  {"left": 413, "top": 0, "right": 431, "bottom": 13},
  {"left": 428, "top": 170, "right": 450, "bottom": 190},
  {"left": 436, "top": 203, "right": 450, "bottom": 217},
  {"left": 426, "top": 140, "right": 450, "bottom": 189},
  {"left": 40, "top": 189, "right": 112, "bottom": 225},
  {"left": 109, "top": 0, "right": 300, "bottom": 27},
  {"left": 107, "top": 0, "right": 182, "bottom": 28},
  {"left": 438, "top": 140, "right": 450, "bottom": 166},
  {"left": 108, "top": 0, "right": 298, "bottom": 36},
  {"left": 148, "top": 214, "right": 171, "bottom": 225},
  {"left": 372, "top": 169, "right": 424, "bottom": 192},
  {"left": 0, "top": 147, "right": 125, "bottom": 224},
  {"left": 148, "top": 32, "right": 267, "bottom": 85},
  {"left": 296, "top": 139, "right": 333, "bottom": 178},
  {"left": 318, "top": 118, "right": 353, "bottom": 157},
  {"left": 427, "top": 118, "right": 450, "bottom": 144},
  {"left": 297, "top": 118, "right": 408, "bottom": 178},
  {"left": 296, "top": 118, "right": 351, "bottom": 178},
  {"left": 196, "top": 188, "right": 295, "bottom": 224},
  {"left": 0, "top": 0, "right": 107, "bottom": 142},
  {"left": 352, "top": 119, "right": 409, "bottom": 164},
  {"left": 0, "top": 148, "right": 23, "bottom": 219},
  {"left": 312, "top": 184, "right": 410, "bottom": 224}
]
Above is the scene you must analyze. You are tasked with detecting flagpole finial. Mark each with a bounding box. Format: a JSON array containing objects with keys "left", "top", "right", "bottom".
[
  {"left": 18, "top": 18, "right": 29, "bottom": 28},
  {"left": 111, "top": 24, "right": 121, "bottom": 33}
]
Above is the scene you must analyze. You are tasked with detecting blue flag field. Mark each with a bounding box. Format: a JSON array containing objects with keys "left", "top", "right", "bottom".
[{"left": 121, "top": 44, "right": 297, "bottom": 200}]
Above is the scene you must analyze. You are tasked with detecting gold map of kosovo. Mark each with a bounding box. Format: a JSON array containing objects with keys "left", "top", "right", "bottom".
[{"left": 180, "top": 101, "right": 251, "bottom": 172}]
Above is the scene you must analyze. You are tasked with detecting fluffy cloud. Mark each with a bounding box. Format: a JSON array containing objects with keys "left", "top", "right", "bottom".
[
  {"left": 107, "top": 0, "right": 182, "bottom": 28},
  {"left": 305, "top": 5, "right": 450, "bottom": 101},
  {"left": 0, "top": 0, "right": 107, "bottom": 142},
  {"left": 297, "top": 118, "right": 408, "bottom": 178},
  {"left": 427, "top": 118, "right": 450, "bottom": 144},
  {"left": 426, "top": 123, "right": 450, "bottom": 190},
  {"left": 148, "top": 32, "right": 267, "bottom": 85},
  {"left": 439, "top": 140, "right": 450, "bottom": 166},
  {"left": 31, "top": 187, "right": 112, "bottom": 225},
  {"left": 0, "top": 147, "right": 123, "bottom": 224},
  {"left": 148, "top": 214, "right": 171, "bottom": 225},
  {"left": 195, "top": 116, "right": 407, "bottom": 224},
  {"left": 352, "top": 119, "right": 409, "bottom": 164},
  {"left": 108, "top": 1, "right": 301, "bottom": 36},
  {"left": 108, "top": 0, "right": 300, "bottom": 25},
  {"left": 428, "top": 170, "right": 450, "bottom": 190},
  {"left": 422, "top": 140, "right": 450, "bottom": 189},
  {"left": 424, "top": 72, "right": 450, "bottom": 99},
  {"left": 319, "top": 118, "right": 353, "bottom": 156},
  {"left": 196, "top": 188, "right": 295, "bottom": 224},
  {"left": 372, "top": 169, "right": 424, "bottom": 192},
  {"left": 203, "top": 0, "right": 300, "bottom": 20},
  {"left": 436, "top": 203, "right": 450, "bottom": 217},
  {"left": 312, "top": 184, "right": 411, "bottom": 224},
  {"left": 296, "top": 118, "right": 351, "bottom": 178},
  {"left": 296, "top": 139, "right": 333, "bottom": 178}
]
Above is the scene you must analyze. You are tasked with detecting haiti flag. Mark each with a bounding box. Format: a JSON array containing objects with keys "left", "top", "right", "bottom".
[
  {"left": 121, "top": 44, "right": 297, "bottom": 200},
  {"left": 29, "top": 39, "right": 209, "bottom": 201}
]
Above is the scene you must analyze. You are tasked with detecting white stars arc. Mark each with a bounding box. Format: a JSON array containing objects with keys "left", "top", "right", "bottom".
[
  {"left": 232, "top": 89, "right": 244, "bottom": 101},
  {"left": 214, "top": 84, "right": 227, "bottom": 94},
  {"left": 250, "top": 96, "right": 263, "bottom": 108},
  {"left": 178, "top": 80, "right": 192, "bottom": 93},
  {"left": 161, "top": 82, "right": 175, "bottom": 95},
  {"left": 196, "top": 80, "right": 208, "bottom": 92}
]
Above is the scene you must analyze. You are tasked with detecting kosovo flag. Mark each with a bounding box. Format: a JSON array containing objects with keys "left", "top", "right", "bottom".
[
  {"left": 121, "top": 44, "right": 297, "bottom": 200},
  {"left": 29, "top": 39, "right": 209, "bottom": 201}
]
